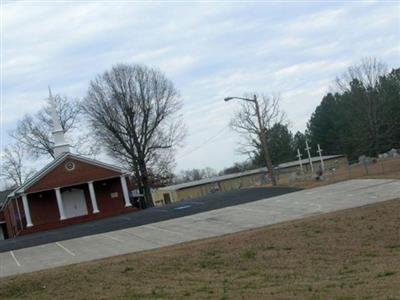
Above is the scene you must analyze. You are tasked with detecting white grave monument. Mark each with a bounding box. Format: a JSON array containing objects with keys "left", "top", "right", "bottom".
[
  {"left": 305, "top": 140, "right": 314, "bottom": 173},
  {"left": 317, "top": 144, "right": 325, "bottom": 171},
  {"left": 296, "top": 148, "right": 304, "bottom": 174}
]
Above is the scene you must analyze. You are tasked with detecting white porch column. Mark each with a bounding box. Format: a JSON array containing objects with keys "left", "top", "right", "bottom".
[
  {"left": 21, "top": 194, "right": 33, "bottom": 227},
  {"left": 120, "top": 175, "right": 132, "bottom": 207},
  {"left": 55, "top": 188, "right": 66, "bottom": 220},
  {"left": 88, "top": 181, "right": 99, "bottom": 213}
]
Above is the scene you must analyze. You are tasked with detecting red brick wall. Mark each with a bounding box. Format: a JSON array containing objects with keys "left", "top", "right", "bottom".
[
  {"left": 28, "top": 183, "right": 101, "bottom": 226},
  {"left": 16, "top": 197, "right": 26, "bottom": 229},
  {"left": 29, "top": 190, "right": 62, "bottom": 226},
  {"left": 2, "top": 204, "right": 13, "bottom": 237},
  {"left": 3, "top": 177, "right": 138, "bottom": 238},
  {"left": 94, "top": 177, "right": 126, "bottom": 212},
  {"left": 27, "top": 158, "right": 122, "bottom": 194},
  {"left": 3, "top": 198, "right": 24, "bottom": 238},
  {"left": 21, "top": 206, "right": 138, "bottom": 236},
  {"left": 20, "top": 178, "right": 137, "bottom": 236}
]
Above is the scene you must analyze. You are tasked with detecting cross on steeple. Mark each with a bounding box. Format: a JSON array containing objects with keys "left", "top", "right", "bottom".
[{"left": 49, "top": 87, "right": 70, "bottom": 158}]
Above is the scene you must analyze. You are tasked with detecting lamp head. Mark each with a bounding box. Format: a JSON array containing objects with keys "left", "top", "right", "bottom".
[{"left": 224, "top": 97, "right": 233, "bottom": 102}]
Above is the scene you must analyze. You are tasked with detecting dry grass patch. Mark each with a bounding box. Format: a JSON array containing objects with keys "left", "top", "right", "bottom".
[{"left": 1, "top": 199, "right": 400, "bottom": 300}]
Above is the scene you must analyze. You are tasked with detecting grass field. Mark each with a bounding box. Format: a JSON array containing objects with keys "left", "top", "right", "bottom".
[{"left": 1, "top": 198, "right": 399, "bottom": 300}]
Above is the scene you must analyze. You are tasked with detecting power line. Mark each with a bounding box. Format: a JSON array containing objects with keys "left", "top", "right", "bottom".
[
  {"left": 177, "top": 125, "right": 231, "bottom": 159},
  {"left": 184, "top": 121, "right": 229, "bottom": 139}
]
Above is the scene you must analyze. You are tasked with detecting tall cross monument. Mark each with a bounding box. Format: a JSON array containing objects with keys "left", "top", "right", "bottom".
[
  {"left": 296, "top": 149, "right": 304, "bottom": 174},
  {"left": 49, "top": 87, "right": 70, "bottom": 158},
  {"left": 305, "top": 140, "right": 314, "bottom": 173},
  {"left": 317, "top": 144, "right": 325, "bottom": 171}
]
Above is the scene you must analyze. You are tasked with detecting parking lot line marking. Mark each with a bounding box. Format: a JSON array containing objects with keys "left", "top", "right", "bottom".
[
  {"left": 120, "top": 229, "right": 164, "bottom": 245},
  {"left": 56, "top": 242, "right": 75, "bottom": 256},
  {"left": 145, "top": 224, "right": 186, "bottom": 236},
  {"left": 229, "top": 206, "right": 264, "bottom": 213},
  {"left": 10, "top": 251, "right": 21, "bottom": 267},
  {"left": 103, "top": 234, "right": 124, "bottom": 243},
  {"left": 189, "top": 201, "right": 205, "bottom": 205},
  {"left": 174, "top": 205, "right": 191, "bottom": 210}
]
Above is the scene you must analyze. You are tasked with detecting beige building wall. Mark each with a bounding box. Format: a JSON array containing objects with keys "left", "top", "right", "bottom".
[
  {"left": 152, "top": 172, "right": 267, "bottom": 206},
  {"left": 152, "top": 157, "right": 348, "bottom": 206}
]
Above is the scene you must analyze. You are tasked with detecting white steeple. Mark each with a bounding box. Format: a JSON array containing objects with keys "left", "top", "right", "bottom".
[{"left": 49, "top": 87, "right": 70, "bottom": 158}]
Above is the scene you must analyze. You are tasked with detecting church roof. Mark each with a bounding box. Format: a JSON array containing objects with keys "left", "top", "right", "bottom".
[
  {"left": 9, "top": 153, "right": 129, "bottom": 197},
  {"left": 0, "top": 189, "right": 15, "bottom": 209}
]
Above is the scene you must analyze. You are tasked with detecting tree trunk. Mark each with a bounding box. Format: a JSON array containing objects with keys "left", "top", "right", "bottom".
[{"left": 138, "top": 161, "right": 154, "bottom": 208}]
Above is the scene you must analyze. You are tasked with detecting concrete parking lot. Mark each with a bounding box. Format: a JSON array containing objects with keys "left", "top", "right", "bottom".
[
  {"left": 1, "top": 179, "right": 399, "bottom": 278},
  {"left": 0, "top": 187, "right": 298, "bottom": 252}
]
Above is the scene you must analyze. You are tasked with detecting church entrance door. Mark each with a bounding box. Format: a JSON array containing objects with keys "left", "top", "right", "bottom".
[{"left": 62, "top": 188, "right": 88, "bottom": 219}]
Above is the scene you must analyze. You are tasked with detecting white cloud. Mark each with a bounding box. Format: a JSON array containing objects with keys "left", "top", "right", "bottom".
[
  {"left": 287, "top": 8, "right": 346, "bottom": 33},
  {"left": 2, "top": 1, "right": 399, "bottom": 172},
  {"left": 160, "top": 55, "right": 199, "bottom": 76},
  {"left": 275, "top": 60, "right": 350, "bottom": 78}
]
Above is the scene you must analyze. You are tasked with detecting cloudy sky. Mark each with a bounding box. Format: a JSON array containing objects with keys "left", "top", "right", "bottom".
[{"left": 2, "top": 0, "right": 399, "bottom": 172}]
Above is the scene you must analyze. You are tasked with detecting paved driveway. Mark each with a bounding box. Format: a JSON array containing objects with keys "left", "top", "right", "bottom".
[
  {"left": 1, "top": 179, "right": 399, "bottom": 278},
  {"left": 0, "top": 187, "right": 298, "bottom": 252}
]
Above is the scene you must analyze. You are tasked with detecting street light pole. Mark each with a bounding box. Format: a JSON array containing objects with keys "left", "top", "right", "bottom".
[
  {"left": 253, "top": 95, "right": 277, "bottom": 186},
  {"left": 224, "top": 94, "right": 277, "bottom": 186}
]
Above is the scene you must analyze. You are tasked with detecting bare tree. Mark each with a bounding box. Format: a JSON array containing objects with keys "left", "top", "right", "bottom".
[
  {"left": 175, "top": 167, "right": 217, "bottom": 183},
  {"left": 220, "top": 160, "right": 255, "bottom": 175},
  {"left": 147, "top": 148, "right": 176, "bottom": 187},
  {"left": 336, "top": 57, "right": 387, "bottom": 92},
  {"left": 83, "top": 64, "right": 185, "bottom": 207},
  {"left": 1, "top": 143, "right": 36, "bottom": 188},
  {"left": 230, "top": 93, "right": 285, "bottom": 162},
  {"left": 10, "top": 94, "right": 82, "bottom": 158},
  {"left": 336, "top": 57, "right": 393, "bottom": 155}
]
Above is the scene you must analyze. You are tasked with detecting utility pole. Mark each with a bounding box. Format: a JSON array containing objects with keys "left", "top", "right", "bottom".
[
  {"left": 224, "top": 95, "right": 276, "bottom": 186},
  {"left": 317, "top": 144, "right": 325, "bottom": 172},
  {"left": 253, "top": 95, "right": 276, "bottom": 186},
  {"left": 305, "top": 140, "right": 314, "bottom": 173},
  {"left": 297, "top": 148, "right": 303, "bottom": 174}
]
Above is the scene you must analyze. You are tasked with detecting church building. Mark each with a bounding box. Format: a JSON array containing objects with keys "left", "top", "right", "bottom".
[{"left": 0, "top": 91, "right": 138, "bottom": 239}]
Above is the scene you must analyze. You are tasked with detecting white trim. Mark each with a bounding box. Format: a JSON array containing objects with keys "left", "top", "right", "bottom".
[
  {"left": 55, "top": 188, "right": 66, "bottom": 220},
  {"left": 120, "top": 176, "right": 132, "bottom": 207},
  {"left": 73, "top": 155, "right": 128, "bottom": 174},
  {"left": 17, "top": 174, "right": 123, "bottom": 196},
  {"left": 88, "top": 181, "right": 100, "bottom": 214},
  {"left": 13, "top": 153, "right": 128, "bottom": 195},
  {"left": 64, "top": 161, "right": 76, "bottom": 171},
  {"left": 15, "top": 197, "right": 24, "bottom": 230},
  {"left": 14, "top": 153, "right": 69, "bottom": 193},
  {"left": 21, "top": 194, "right": 33, "bottom": 227}
]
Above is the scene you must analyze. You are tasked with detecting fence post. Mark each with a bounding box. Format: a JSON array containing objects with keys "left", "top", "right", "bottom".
[
  {"left": 380, "top": 160, "right": 385, "bottom": 174},
  {"left": 347, "top": 162, "right": 352, "bottom": 179},
  {"left": 363, "top": 161, "right": 369, "bottom": 175}
]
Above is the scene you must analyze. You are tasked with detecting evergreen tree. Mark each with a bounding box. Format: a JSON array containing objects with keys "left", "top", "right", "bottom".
[
  {"left": 292, "top": 131, "right": 308, "bottom": 158},
  {"left": 307, "top": 62, "right": 400, "bottom": 160},
  {"left": 253, "top": 123, "right": 295, "bottom": 166}
]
